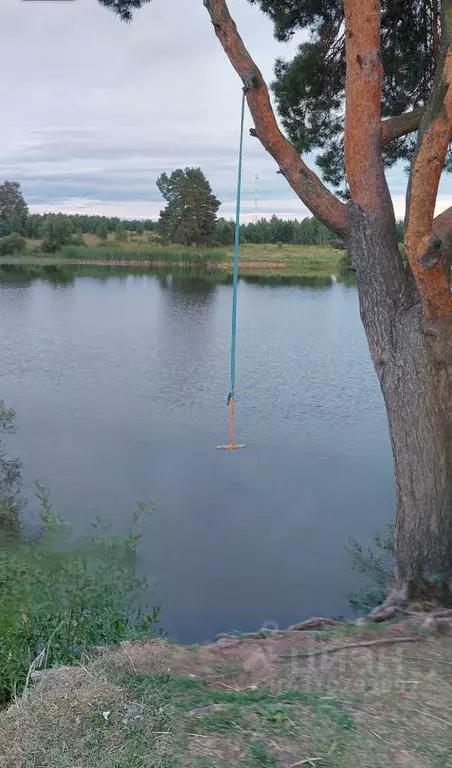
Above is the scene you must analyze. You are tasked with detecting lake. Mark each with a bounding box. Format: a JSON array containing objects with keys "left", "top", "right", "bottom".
[{"left": 0, "top": 266, "right": 395, "bottom": 642}]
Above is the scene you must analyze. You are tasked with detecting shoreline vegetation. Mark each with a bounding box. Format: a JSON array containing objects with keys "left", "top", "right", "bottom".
[{"left": 0, "top": 235, "right": 346, "bottom": 279}]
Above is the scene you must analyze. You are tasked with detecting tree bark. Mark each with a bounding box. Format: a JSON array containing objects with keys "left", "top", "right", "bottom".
[
  {"left": 380, "top": 108, "right": 424, "bottom": 145},
  {"left": 205, "top": 0, "right": 452, "bottom": 584},
  {"left": 343, "top": 0, "right": 452, "bottom": 583},
  {"left": 405, "top": 2, "right": 452, "bottom": 319},
  {"left": 347, "top": 204, "right": 452, "bottom": 581}
]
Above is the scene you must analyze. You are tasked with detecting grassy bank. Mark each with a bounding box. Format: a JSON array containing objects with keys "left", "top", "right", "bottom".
[
  {"left": 0, "top": 488, "right": 160, "bottom": 708},
  {"left": 0, "top": 236, "right": 344, "bottom": 279},
  {"left": 1, "top": 621, "right": 451, "bottom": 767}
]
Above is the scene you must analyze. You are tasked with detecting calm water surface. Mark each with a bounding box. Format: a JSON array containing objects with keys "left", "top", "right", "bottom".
[{"left": 0, "top": 267, "right": 394, "bottom": 642}]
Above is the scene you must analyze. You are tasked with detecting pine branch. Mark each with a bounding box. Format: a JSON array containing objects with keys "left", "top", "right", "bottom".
[
  {"left": 381, "top": 108, "right": 424, "bottom": 145},
  {"left": 203, "top": 0, "right": 347, "bottom": 237}
]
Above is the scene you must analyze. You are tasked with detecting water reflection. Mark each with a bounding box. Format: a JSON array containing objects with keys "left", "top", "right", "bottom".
[
  {"left": 0, "top": 265, "right": 390, "bottom": 643},
  {"left": 0, "top": 264, "right": 357, "bottom": 290}
]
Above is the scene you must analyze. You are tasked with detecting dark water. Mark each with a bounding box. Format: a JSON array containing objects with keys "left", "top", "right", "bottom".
[{"left": 0, "top": 266, "right": 394, "bottom": 642}]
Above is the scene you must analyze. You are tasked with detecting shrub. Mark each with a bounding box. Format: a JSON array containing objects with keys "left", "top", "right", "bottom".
[
  {"left": 0, "top": 233, "right": 26, "bottom": 256},
  {"left": 0, "top": 487, "right": 160, "bottom": 705},
  {"left": 346, "top": 525, "right": 395, "bottom": 613},
  {"left": 147, "top": 232, "right": 162, "bottom": 244},
  {"left": 70, "top": 233, "right": 87, "bottom": 247},
  {"left": 338, "top": 251, "right": 355, "bottom": 272},
  {"left": 329, "top": 239, "right": 345, "bottom": 251},
  {"left": 59, "top": 246, "right": 79, "bottom": 259},
  {"left": 115, "top": 225, "right": 127, "bottom": 242},
  {"left": 0, "top": 402, "right": 21, "bottom": 539}
]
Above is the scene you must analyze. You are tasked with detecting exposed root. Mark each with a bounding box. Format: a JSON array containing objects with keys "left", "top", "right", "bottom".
[{"left": 281, "top": 635, "right": 422, "bottom": 661}]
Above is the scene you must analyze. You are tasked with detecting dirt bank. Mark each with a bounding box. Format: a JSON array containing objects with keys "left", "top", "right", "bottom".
[{"left": 2, "top": 618, "right": 451, "bottom": 767}]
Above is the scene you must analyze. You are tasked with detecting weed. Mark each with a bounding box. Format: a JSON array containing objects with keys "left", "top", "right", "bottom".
[
  {"left": 346, "top": 525, "right": 395, "bottom": 612},
  {"left": 212, "top": 662, "right": 244, "bottom": 678},
  {"left": 0, "top": 401, "right": 22, "bottom": 538},
  {"left": 0, "top": 487, "right": 160, "bottom": 705},
  {"left": 242, "top": 742, "right": 279, "bottom": 766},
  {"left": 52, "top": 245, "right": 225, "bottom": 266}
]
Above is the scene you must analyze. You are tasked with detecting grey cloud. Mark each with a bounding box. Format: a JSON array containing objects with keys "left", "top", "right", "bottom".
[
  {"left": 2, "top": 0, "right": 439, "bottom": 220},
  {"left": 0, "top": 0, "right": 308, "bottom": 218}
]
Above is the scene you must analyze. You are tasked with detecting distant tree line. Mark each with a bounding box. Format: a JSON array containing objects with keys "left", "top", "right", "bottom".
[
  {"left": 21, "top": 213, "right": 156, "bottom": 240},
  {"left": 0, "top": 180, "right": 156, "bottom": 239},
  {"left": 216, "top": 215, "right": 334, "bottom": 246},
  {"left": 216, "top": 215, "right": 405, "bottom": 247},
  {"left": 0, "top": 179, "right": 405, "bottom": 256}
]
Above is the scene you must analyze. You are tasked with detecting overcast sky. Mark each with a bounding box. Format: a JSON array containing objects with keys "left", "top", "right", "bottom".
[{"left": 2, "top": 0, "right": 452, "bottom": 221}]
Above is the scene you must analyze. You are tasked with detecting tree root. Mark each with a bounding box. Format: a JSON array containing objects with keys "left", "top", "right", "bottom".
[
  {"left": 281, "top": 635, "right": 422, "bottom": 660},
  {"left": 366, "top": 579, "right": 452, "bottom": 632}
]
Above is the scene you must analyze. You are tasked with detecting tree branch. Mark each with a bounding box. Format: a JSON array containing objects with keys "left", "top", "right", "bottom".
[
  {"left": 405, "top": 2, "right": 452, "bottom": 320},
  {"left": 343, "top": 0, "right": 392, "bottom": 214},
  {"left": 203, "top": 0, "right": 347, "bottom": 237},
  {"left": 251, "top": 110, "right": 422, "bottom": 148},
  {"left": 433, "top": 204, "right": 452, "bottom": 240},
  {"left": 381, "top": 108, "right": 424, "bottom": 145}
]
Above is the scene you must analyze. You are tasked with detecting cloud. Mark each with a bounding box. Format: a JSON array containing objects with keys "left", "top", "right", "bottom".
[
  {"left": 2, "top": 0, "right": 452, "bottom": 222},
  {"left": 1, "top": 0, "right": 301, "bottom": 218}
]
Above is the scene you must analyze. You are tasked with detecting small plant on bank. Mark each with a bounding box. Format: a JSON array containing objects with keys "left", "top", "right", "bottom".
[
  {"left": 0, "top": 485, "right": 160, "bottom": 705},
  {"left": 70, "top": 233, "right": 87, "bottom": 247},
  {"left": 0, "top": 401, "right": 22, "bottom": 539},
  {"left": 346, "top": 524, "right": 395, "bottom": 613},
  {"left": 0, "top": 233, "right": 26, "bottom": 257}
]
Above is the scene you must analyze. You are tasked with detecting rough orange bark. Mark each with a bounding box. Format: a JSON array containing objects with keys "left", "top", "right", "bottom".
[
  {"left": 343, "top": 0, "right": 389, "bottom": 214},
  {"left": 203, "top": 0, "right": 346, "bottom": 236},
  {"left": 433, "top": 203, "right": 452, "bottom": 240},
  {"left": 405, "top": 41, "right": 452, "bottom": 320}
]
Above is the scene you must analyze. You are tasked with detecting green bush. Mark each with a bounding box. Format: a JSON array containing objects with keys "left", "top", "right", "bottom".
[
  {"left": 338, "top": 251, "right": 354, "bottom": 272},
  {"left": 0, "top": 233, "right": 26, "bottom": 256},
  {"left": 0, "top": 401, "right": 21, "bottom": 539},
  {"left": 346, "top": 525, "right": 395, "bottom": 613},
  {"left": 0, "top": 487, "right": 160, "bottom": 705},
  {"left": 40, "top": 216, "right": 73, "bottom": 253},
  {"left": 70, "top": 233, "right": 87, "bottom": 247},
  {"left": 115, "top": 225, "right": 128, "bottom": 242}
]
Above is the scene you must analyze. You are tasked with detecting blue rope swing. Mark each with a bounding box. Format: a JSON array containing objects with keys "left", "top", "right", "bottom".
[{"left": 217, "top": 74, "right": 253, "bottom": 451}]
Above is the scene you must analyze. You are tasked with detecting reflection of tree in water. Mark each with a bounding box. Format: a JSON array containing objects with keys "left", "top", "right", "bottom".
[
  {"left": 0, "top": 402, "right": 21, "bottom": 539},
  {"left": 0, "top": 265, "right": 36, "bottom": 287},
  {"left": 241, "top": 272, "right": 356, "bottom": 290},
  {"left": 158, "top": 271, "right": 218, "bottom": 311},
  {"left": 241, "top": 274, "right": 333, "bottom": 290},
  {"left": 0, "top": 265, "right": 76, "bottom": 286},
  {"left": 154, "top": 272, "right": 221, "bottom": 404},
  {"left": 0, "top": 265, "right": 134, "bottom": 287}
]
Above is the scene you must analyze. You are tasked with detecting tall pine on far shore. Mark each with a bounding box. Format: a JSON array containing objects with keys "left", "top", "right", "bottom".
[
  {"left": 0, "top": 182, "right": 29, "bottom": 237},
  {"left": 157, "top": 168, "right": 220, "bottom": 247}
]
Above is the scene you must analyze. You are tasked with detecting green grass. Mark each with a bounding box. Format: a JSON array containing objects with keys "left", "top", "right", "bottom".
[
  {"left": 0, "top": 671, "right": 356, "bottom": 767},
  {"left": 0, "top": 486, "right": 160, "bottom": 707},
  {"left": 0, "top": 239, "right": 345, "bottom": 278},
  {"left": 57, "top": 245, "right": 226, "bottom": 265}
]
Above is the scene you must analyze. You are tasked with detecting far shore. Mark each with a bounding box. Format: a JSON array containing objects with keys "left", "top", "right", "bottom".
[{"left": 0, "top": 240, "right": 346, "bottom": 279}]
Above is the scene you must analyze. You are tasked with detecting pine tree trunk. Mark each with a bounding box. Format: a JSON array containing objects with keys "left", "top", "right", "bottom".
[{"left": 347, "top": 203, "right": 452, "bottom": 581}]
